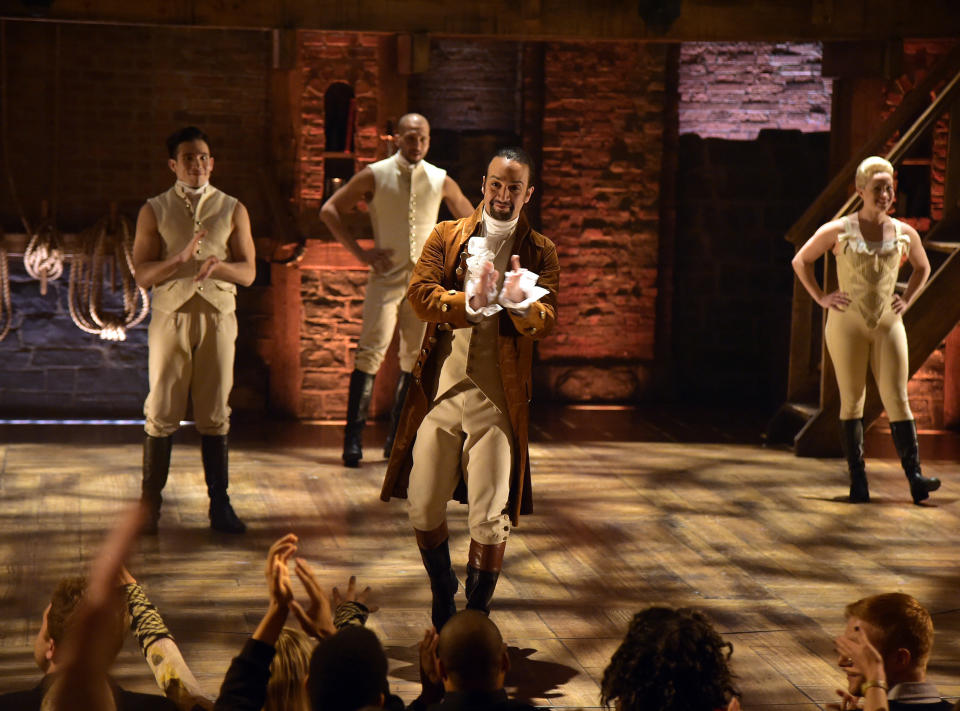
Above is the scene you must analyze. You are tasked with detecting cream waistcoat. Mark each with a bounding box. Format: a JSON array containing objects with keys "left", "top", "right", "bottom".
[
  {"left": 431, "top": 233, "right": 515, "bottom": 415},
  {"left": 368, "top": 153, "right": 446, "bottom": 278},
  {"left": 147, "top": 184, "right": 238, "bottom": 314}
]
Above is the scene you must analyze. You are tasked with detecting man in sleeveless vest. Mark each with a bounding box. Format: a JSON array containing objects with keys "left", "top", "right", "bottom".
[
  {"left": 381, "top": 148, "right": 559, "bottom": 629},
  {"left": 132, "top": 126, "right": 256, "bottom": 534},
  {"left": 321, "top": 113, "right": 474, "bottom": 467},
  {"left": 793, "top": 156, "right": 939, "bottom": 505}
]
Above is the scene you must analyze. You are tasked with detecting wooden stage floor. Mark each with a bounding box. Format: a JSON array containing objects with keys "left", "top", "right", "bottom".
[{"left": 1, "top": 410, "right": 958, "bottom": 708}]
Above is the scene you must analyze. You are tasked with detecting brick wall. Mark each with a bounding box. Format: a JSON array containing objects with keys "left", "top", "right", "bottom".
[
  {"left": 295, "top": 32, "right": 384, "bottom": 419},
  {"left": 679, "top": 42, "right": 832, "bottom": 140},
  {"left": 0, "top": 21, "right": 273, "bottom": 418},
  {"left": 408, "top": 39, "right": 521, "bottom": 134},
  {"left": 537, "top": 41, "right": 666, "bottom": 401}
]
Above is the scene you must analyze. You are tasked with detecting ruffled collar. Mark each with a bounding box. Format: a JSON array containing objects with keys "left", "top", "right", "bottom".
[{"left": 839, "top": 213, "right": 909, "bottom": 255}]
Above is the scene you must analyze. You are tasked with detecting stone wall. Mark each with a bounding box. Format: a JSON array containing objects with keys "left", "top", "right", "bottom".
[
  {"left": 679, "top": 42, "right": 832, "bottom": 140},
  {"left": 0, "top": 21, "right": 273, "bottom": 419}
]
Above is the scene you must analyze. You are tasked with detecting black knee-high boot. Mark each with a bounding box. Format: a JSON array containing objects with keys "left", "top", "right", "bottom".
[
  {"left": 343, "top": 370, "right": 375, "bottom": 467},
  {"left": 141, "top": 435, "right": 172, "bottom": 535},
  {"left": 840, "top": 419, "right": 869, "bottom": 503},
  {"left": 890, "top": 420, "right": 940, "bottom": 505},
  {"left": 465, "top": 540, "right": 506, "bottom": 615},
  {"left": 416, "top": 525, "right": 458, "bottom": 631},
  {"left": 202, "top": 434, "right": 246, "bottom": 533},
  {"left": 383, "top": 371, "right": 412, "bottom": 459}
]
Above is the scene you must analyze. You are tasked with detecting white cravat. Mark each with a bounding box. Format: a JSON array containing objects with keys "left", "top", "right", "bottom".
[{"left": 481, "top": 209, "right": 519, "bottom": 245}]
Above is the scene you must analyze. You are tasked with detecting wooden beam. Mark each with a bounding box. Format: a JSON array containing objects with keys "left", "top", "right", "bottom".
[{"left": 3, "top": 0, "right": 959, "bottom": 41}]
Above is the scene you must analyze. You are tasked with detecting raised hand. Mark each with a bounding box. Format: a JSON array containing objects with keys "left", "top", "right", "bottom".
[
  {"left": 332, "top": 574, "right": 378, "bottom": 613},
  {"left": 469, "top": 261, "right": 500, "bottom": 310},
  {"left": 289, "top": 557, "right": 336, "bottom": 639},
  {"left": 265, "top": 533, "right": 297, "bottom": 608},
  {"left": 836, "top": 627, "right": 885, "bottom": 693},
  {"left": 418, "top": 627, "right": 441, "bottom": 686},
  {"left": 194, "top": 255, "right": 221, "bottom": 282},
  {"left": 177, "top": 228, "right": 207, "bottom": 265},
  {"left": 502, "top": 254, "right": 526, "bottom": 303}
]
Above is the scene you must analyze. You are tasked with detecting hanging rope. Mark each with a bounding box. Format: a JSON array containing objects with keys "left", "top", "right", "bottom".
[
  {"left": 23, "top": 202, "right": 64, "bottom": 296},
  {"left": 68, "top": 208, "right": 149, "bottom": 341},
  {"left": 0, "top": 238, "right": 12, "bottom": 343}
]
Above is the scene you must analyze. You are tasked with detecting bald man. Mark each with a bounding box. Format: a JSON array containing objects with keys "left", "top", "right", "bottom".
[
  {"left": 321, "top": 113, "right": 474, "bottom": 467},
  {"left": 432, "top": 610, "right": 535, "bottom": 711}
]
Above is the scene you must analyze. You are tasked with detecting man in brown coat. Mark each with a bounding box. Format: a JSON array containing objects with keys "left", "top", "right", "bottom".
[{"left": 381, "top": 147, "right": 559, "bottom": 630}]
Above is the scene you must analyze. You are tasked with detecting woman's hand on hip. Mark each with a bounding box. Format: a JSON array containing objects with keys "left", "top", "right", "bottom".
[{"left": 819, "top": 290, "right": 851, "bottom": 312}]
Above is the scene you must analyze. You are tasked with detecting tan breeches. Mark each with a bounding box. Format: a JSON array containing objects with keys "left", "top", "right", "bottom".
[
  {"left": 825, "top": 307, "right": 913, "bottom": 421},
  {"left": 144, "top": 297, "right": 237, "bottom": 437},
  {"left": 407, "top": 383, "right": 514, "bottom": 545},
  {"left": 354, "top": 269, "right": 425, "bottom": 375}
]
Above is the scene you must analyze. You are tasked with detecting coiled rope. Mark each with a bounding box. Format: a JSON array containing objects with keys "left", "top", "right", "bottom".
[
  {"left": 0, "top": 238, "right": 11, "bottom": 342},
  {"left": 23, "top": 205, "right": 64, "bottom": 296},
  {"left": 68, "top": 209, "right": 149, "bottom": 341}
]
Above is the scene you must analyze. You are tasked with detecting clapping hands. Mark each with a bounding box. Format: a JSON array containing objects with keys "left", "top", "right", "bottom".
[{"left": 264, "top": 533, "right": 375, "bottom": 640}]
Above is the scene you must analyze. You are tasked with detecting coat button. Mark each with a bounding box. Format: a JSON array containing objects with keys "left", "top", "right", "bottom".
[
  {"left": 441, "top": 303, "right": 449, "bottom": 312},
  {"left": 198, "top": 285, "right": 204, "bottom": 292},
  {"left": 539, "top": 310, "right": 546, "bottom": 320},
  {"left": 529, "top": 327, "right": 537, "bottom": 334},
  {"left": 447, "top": 289, "right": 457, "bottom": 295},
  {"left": 429, "top": 337, "right": 437, "bottom": 344},
  {"left": 456, "top": 267, "right": 464, "bottom": 276},
  {"left": 421, "top": 348, "right": 428, "bottom": 355}
]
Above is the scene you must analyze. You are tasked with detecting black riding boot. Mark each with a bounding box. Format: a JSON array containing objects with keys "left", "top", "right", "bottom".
[
  {"left": 465, "top": 540, "right": 506, "bottom": 615},
  {"left": 141, "top": 435, "right": 172, "bottom": 534},
  {"left": 840, "top": 419, "right": 869, "bottom": 503},
  {"left": 202, "top": 434, "right": 246, "bottom": 533},
  {"left": 417, "top": 534, "right": 458, "bottom": 631},
  {"left": 343, "top": 370, "right": 375, "bottom": 467},
  {"left": 383, "top": 371, "right": 413, "bottom": 459},
  {"left": 890, "top": 420, "right": 940, "bottom": 505}
]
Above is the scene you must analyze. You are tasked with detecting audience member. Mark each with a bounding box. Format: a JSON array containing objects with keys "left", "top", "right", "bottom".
[
  {"left": 600, "top": 606, "right": 739, "bottom": 711},
  {"left": 836, "top": 593, "right": 951, "bottom": 711},
  {"left": 427, "top": 610, "right": 534, "bottom": 711},
  {"left": 120, "top": 566, "right": 213, "bottom": 710},
  {"left": 0, "top": 564, "right": 177, "bottom": 711},
  {"left": 265, "top": 628, "right": 315, "bottom": 711}
]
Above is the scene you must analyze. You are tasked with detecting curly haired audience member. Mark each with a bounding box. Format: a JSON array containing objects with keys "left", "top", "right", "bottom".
[{"left": 601, "top": 606, "right": 739, "bottom": 711}]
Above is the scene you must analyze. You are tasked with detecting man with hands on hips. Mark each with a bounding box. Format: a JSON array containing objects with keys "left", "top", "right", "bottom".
[
  {"left": 381, "top": 146, "right": 559, "bottom": 631},
  {"left": 320, "top": 113, "right": 474, "bottom": 468}
]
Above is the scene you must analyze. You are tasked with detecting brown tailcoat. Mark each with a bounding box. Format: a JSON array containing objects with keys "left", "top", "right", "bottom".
[{"left": 379, "top": 206, "right": 559, "bottom": 526}]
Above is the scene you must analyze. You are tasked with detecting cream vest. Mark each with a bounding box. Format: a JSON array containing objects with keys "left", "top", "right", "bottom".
[
  {"left": 368, "top": 153, "right": 446, "bottom": 278},
  {"left": 432, "top": 233, "right": 515, "bottom": 415},
  {"left": 147, "top": 184, "right": 239, "bottom": 314}
]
